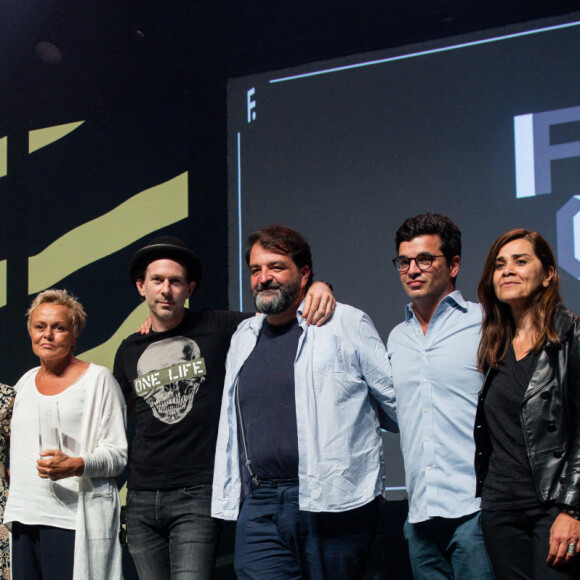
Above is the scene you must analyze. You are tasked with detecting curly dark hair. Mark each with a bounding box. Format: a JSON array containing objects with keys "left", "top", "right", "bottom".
[
  {"left": 395, "top": 213, "right": 461, "bottom": 283},
  {"left": 246, "top": 225, "right": 314, "bottom": 289}
]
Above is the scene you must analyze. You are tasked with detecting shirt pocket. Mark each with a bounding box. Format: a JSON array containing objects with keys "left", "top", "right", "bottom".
[
  {"left": 82, "top": 480, "right": 119, "bottom": 540},
  {"left": 313, "top": 335, "right": 345, "bottom": 373}
]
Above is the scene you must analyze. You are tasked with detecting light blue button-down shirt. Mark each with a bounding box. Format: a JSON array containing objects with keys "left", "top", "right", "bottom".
[
  {"left": 212, "top": 301, "right": 397, "bottom": 520},
  {"left": 387, "top": 290, "right": 483, "bottom": 523}
]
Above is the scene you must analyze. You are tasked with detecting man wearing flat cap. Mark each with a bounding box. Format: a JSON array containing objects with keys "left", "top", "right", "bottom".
[{"left": 113, "top": 235, "right": 335, "bottom": 580}]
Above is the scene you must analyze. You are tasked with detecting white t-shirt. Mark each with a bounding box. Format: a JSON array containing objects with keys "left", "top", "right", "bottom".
[{"left": 5, "top": 367, "right": 87, "bottom": 529}]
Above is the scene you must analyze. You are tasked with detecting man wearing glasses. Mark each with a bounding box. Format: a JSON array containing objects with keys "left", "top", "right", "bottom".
[{"left": 387, "top": 214, "right": 494, "bottom": 579}]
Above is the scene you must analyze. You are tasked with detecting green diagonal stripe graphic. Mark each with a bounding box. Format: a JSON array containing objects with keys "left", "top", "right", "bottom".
[{"left": 29, "top": 172, "right": 188, "bottom": 293}]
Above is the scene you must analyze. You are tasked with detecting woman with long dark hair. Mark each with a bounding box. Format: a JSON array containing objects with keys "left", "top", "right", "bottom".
[{"left": 475, "top": 229, "right": 580, "bottom": 579}]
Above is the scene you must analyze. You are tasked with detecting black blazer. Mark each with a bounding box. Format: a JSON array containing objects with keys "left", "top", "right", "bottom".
[{"left": 474, "top": 305, "right": 580, "bottom": 510}]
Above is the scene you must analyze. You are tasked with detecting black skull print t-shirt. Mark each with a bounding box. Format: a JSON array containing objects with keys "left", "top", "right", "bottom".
[{"left": 114, "top": 308, "right": 250, "bottom": 490}]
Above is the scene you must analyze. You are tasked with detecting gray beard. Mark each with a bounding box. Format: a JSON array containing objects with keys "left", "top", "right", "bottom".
[{"left": 252, "top": 279, "right": 300, "bottom": 314}]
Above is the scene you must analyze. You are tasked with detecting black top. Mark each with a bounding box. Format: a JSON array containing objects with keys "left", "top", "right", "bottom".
[
  {"left": 113, "top": 308, "right": 250, "bottom": 490},
  {"left": 481, "top": 346, "right": 540, "bottom": 510},
  {"left": 237, "top": 319, "right": 301, "bottom": 485}
]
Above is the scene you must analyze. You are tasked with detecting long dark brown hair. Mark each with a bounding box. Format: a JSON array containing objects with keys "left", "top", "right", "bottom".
[{"left": 477, "top": 229, "right": 562, "bottom": 372}]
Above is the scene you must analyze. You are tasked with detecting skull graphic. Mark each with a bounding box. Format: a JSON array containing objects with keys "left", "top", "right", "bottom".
[{"left": 136, "top": 337, "right": 206, "bottom": 424}]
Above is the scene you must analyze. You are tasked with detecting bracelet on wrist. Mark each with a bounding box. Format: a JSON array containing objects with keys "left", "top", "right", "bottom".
[{"left": 560, "top": 506, "right": 580, "bottom": 520}]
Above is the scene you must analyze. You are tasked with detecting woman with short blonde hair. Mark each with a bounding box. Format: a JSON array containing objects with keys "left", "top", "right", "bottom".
[{"left": 4, "top": 289, "right": 127, "bottom": 580}]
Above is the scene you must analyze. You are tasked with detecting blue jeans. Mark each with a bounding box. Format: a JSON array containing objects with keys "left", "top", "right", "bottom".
[
  {"left": 11, "top": 522, "right": 75, "bottom": 580},
  {"left": 404, "top": 512, "right": 495, "bottom": 579},
  {"left": 235, "top": 481, "right": 379, "bottom": 580},
  {"left": 126, "top": 485, "right": 222, "bottom": 580}
]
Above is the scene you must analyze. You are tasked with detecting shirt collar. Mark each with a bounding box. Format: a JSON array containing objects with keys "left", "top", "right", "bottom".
[
  {"left": 248, "top": 312, "right": 266, "bottom": 335},
  {"left": 404, "top": 289, "right": 467, "bottom": 323},
  {"left": 247, "top": 301, "right": 307, "bottom": 334},
  {"left": 296, "top": 300, "right": 309, "bottom": 329}
]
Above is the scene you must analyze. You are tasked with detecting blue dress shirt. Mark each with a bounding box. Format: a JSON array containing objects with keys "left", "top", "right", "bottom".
[
  {"left": 212, "top": 301, "right": 397, "bottom": 520},
  {"left": 387, "top": 290, "right": 483, "bottom": 523}
]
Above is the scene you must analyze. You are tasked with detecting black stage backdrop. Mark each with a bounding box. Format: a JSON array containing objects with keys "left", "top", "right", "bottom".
[
  {"left": 2, "top": 12, "right": 580, "bottom": 580},
  {"left": 0, "top": 93, "right": 233, "bottom": 577}
]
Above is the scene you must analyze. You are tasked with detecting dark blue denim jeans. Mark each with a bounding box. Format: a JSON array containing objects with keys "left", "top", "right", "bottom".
[
  {"left": 126, "top": 485, "right": 222, "bottom": 580},
  {"left": 234, "top": 481, "right": 379, "bottom": 580},
  {"left": 11, "top": 522, "right": 75, "bottom": 580},
  {"left": 403, "top": 511, "right": 495, "bottom": 580}
]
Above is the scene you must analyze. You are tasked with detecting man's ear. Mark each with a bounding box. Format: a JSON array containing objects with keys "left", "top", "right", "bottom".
[
  {"left": 136, "top": 279, "right": 146, "bottom": 298},
  {"left": 449, "top": 255, "right": 461, "bottom": 279},
  {"left": 188, "top": 281, "right": 196, "bottom": 297},
  {"left": 300, "top": 266, "right": 311, "bottom": 290}
]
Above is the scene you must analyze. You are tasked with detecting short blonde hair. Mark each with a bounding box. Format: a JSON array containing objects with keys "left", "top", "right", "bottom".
[{"left": 27, "top": 289, "right": 87, "bottom": 338}]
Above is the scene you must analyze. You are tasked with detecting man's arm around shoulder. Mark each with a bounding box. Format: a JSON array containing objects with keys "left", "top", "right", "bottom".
[{"left": 351, "top": 306, "right": 398, "bottom": 432}]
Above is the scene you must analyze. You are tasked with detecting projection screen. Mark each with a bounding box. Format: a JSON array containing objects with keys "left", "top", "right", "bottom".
[{"left": 227, "top": 14, "right": 580, "bottom": 497}]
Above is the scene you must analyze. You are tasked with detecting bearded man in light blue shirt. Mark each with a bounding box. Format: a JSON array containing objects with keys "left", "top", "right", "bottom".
[
  {"left": 387, "top": 214, "right": 494, "bottom": 579},
  {"left": 212, "top": 225, "right": 397, "bottom": 580}
]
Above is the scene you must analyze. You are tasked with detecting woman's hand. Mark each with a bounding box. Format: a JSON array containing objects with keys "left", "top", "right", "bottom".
[
  {"left": 302, "top": 281, "right": 336, "bottom": 326},
  {"left": 548, "top": 512, "right": 580, "bottom": 566},
  {"left": 37, "top": 450, "right": 85, "bottom": 481}
]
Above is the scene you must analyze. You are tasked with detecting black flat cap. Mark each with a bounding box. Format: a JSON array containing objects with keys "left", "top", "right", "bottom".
[{"left": 129, "top": 236, "right": 202, "bottom": 289}]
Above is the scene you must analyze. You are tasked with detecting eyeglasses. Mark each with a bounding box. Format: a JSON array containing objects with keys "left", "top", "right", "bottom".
[{"left": 392, "top": 253, "right": 446, "bottom": 272}]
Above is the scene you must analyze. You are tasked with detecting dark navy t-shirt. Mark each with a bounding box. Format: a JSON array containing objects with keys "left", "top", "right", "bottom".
[{"left": 237, "top": 318, "right": 301, "bottom": 484}]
